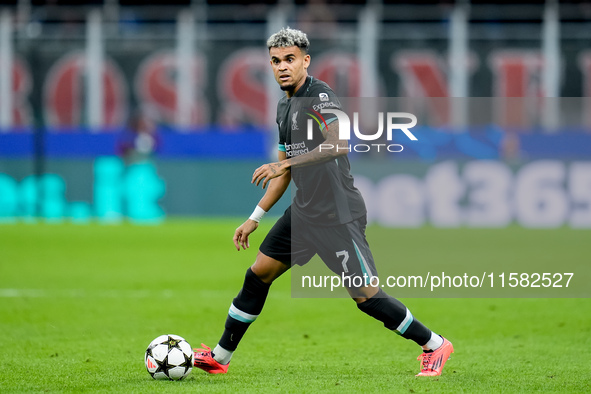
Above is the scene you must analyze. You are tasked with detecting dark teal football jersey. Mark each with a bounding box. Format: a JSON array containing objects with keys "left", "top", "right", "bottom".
[{"left": 275, "top": 76, "right": 366, "bottom": 226}]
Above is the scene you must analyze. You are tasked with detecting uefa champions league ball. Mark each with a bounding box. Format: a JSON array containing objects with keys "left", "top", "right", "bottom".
[{"left": 145, "top": 334, "right": 194, "bottom": 380}]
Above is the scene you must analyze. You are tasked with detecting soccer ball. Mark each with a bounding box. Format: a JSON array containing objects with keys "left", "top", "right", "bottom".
[{"left": 145, "top": 334, "right": 194, "bottom": 380}]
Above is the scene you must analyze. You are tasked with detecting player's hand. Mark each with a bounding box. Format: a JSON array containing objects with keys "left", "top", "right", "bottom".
[
  {"left": 252, "top": 161, "right": 289, "bottom": 189},
  {"left": 233, "top": 219, "right": 259, "bottom": 251}
]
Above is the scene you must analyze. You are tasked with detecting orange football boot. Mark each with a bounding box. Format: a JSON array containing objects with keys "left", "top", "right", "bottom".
[
  {"left": 193, "top": 344, "right": 229, "bottom": 374},
  {"left": 416, "top": 337, "right": 454, "bottom": 376}
]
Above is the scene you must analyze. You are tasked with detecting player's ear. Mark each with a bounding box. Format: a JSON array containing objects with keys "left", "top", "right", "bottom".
[{"left": 303, "top": 54, "right": 311, "bottom": 69}]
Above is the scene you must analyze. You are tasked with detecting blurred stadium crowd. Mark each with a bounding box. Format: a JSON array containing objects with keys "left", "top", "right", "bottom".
[
  {"left": 0, "top": 0, "right": 589, "bottom": 134},
  {"left": 0, "top": 1, "right": 590, "bottom": 224}
]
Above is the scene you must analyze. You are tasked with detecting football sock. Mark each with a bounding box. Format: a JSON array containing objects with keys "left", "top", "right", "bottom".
[
  {"left": 217, "top": 267, "right": 270, "bottom": 353},
  {"left": 357, "top": 289, "right": 432, "bottom": 346},
  {"left": 212, "top": 344, "right": 233, "bottom": 365},
  {"left": 423, "top": 332, "right": 444, "bottom": 351}
]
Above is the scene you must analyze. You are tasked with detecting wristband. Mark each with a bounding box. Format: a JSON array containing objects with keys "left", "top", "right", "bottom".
[{"left": 249, "top": 205, "right": 267, "bottom": 223}]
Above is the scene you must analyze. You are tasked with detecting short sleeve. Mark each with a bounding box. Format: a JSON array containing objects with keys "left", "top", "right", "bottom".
[{"left": 306, "top": 85, "right": 342, "bottom": 133}]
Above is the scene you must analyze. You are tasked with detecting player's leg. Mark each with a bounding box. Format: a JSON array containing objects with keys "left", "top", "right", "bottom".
[
  {"left": 193, "top": 252, "right": 288, "bottom": 374},
  {"left": 353, "top": 285, "right": 439, "bottom": 349},
  {"left": 341, "top": 225, "right": 439, "bottom": 348},
  {"left": 317, "top": 218, "right": 453, "bottom": 376},
  {"left": 194, "top": 208, "right": 308, "bottom": 374},
  {"left": 354, "top": 286, "right": 454, "bottom": 376},
  {"left": 212, "top": 252, "right": 288, "bottom": 362}
]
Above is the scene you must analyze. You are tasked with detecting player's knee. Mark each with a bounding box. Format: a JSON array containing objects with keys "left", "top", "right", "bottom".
[
  {"left": 250, "top": 252, "right": 289, "bottom": 284},
  {"left": 250, "top": 263, "right": 276, "bottom": 284},
  {"left": 347, "top": 285, "right": 379, "bottom": 303}
]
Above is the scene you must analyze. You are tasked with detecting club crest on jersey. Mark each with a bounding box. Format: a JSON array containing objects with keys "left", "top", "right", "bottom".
[
  {"left": 319, "top": 93, "right": 329, "bottom": 102},
  {"left": 292, "top": 111, "right": 299, "bottom": 130}
]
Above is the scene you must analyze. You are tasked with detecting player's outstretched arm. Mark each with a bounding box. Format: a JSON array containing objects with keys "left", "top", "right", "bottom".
[
  {"left": 252, "top": 121, "right": 345, "bottom": 189},
  {"left": 234, "top": 151, "right": 291, "bottom": 250}
]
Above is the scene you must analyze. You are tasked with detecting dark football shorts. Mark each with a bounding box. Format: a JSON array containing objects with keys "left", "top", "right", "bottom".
[{"left": 260, "top": 207, "right": 378, "bottom": 281}]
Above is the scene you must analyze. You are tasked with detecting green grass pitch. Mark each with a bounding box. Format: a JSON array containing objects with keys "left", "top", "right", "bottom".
[{"left": 0, "top": 220, "right": 590, "bottom": 393}]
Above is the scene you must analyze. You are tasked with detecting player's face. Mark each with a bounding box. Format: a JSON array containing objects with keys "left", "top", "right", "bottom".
[{"left": 269, "top": 46, "right": 310, "bottom": 97}]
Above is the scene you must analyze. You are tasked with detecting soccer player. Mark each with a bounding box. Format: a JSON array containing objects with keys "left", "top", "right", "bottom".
[{"left": 194, "top": 27, "right": 453, "bottom": 377}]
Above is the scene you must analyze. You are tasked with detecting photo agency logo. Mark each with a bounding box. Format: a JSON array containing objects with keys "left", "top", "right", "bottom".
[{"left": 306, "top": 108, "right": 418, "bottom": 153}]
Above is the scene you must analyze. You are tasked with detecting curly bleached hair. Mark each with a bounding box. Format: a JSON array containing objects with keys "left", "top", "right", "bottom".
[{"left": 267, "top": 27, "right": 310, "bottom": 54}]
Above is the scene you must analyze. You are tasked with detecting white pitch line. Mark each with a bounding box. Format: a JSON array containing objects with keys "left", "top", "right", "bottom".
[
  {"left": 0, "top": 288, "right": 232, "bottom": 299},
  {"left": 0, "top": 288, "right": 294, "bottom": 300}
]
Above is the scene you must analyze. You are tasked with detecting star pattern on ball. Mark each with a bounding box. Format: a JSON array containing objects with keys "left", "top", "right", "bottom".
[
  {"left": 154, "top": 355, "right": 168, "bottom": 376},
  {"left": 179, "top": 349, "right": 193, "bottom": 375},
  {"left": 166, "top": 336, "right": 180, "bottom": 351}
]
